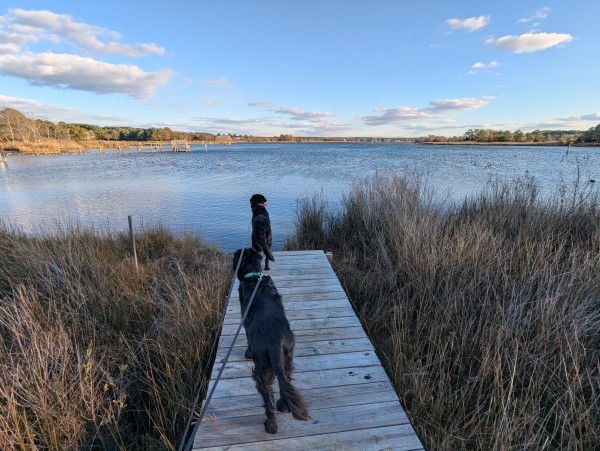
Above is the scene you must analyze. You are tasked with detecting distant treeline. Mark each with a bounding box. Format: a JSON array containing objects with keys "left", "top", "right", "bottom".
[
  {"left": 417, "top": 125, "right": 600, "bottom": 144},
  {"left": 1, "top": 107, "right": 599, "bottom": 146}
]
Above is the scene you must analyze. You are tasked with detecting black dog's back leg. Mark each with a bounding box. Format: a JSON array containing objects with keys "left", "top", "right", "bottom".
[
  {"left": 244, "top": 328, "right": 252, "bottom": 359},
  {"left": 276, "top": 345, "right": 293, "bottom": 413},
  {"left": 254, "top": 367, "right": 278, "bottom": 434},
  {"left": 238, "top": 287, "right": 252, "bottom": 359}
]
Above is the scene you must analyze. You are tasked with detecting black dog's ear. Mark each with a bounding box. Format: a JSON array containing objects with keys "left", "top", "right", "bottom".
[
  {"left": 233, "top": 248, "right": 242, "bottom": 271},
  {"left": 248, "top": 247, "right": 262, "bottom": 259}
]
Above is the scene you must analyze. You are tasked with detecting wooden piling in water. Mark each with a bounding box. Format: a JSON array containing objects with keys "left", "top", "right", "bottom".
[{"left": 128, "top": 215, "right": 138, "bottom": 270}]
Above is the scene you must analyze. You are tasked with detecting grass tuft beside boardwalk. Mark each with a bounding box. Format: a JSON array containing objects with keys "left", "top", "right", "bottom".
[
  {"left": 0, "top": 224, "right": 230, "bottom": 450},
  {"left": 284, "top": 173, "right": 600, "bottom": 450}
]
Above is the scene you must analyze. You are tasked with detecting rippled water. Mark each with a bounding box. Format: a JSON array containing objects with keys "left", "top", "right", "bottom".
[{"left": 1, "top": 142, "right": 598, "bottom": 251}]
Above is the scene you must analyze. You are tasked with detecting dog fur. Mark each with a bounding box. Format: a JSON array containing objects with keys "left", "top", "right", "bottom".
[
  {"left": 250, "top": 194, "right": 274, "bottom": 271},
  {"left": 233, "top": 248, "right": 309, "bottom": 433}
]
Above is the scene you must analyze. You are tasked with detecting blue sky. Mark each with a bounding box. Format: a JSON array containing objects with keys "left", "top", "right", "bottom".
[{"left": 0, "top": 1, "right": 598, "bottom": 137}]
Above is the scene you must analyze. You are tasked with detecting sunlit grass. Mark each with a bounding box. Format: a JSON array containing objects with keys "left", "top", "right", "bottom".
[
  {"left": 284, "top": 173, "right": 600, "bottom": 450},
  {"left": 0, "top": 224, "right": 230, "bottom": 449}
]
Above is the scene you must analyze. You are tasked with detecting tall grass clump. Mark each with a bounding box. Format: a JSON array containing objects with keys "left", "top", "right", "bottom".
[
  {"left": 284, "top": 173, "right": 600, "bottom": 450},
  {"left": 0, "top": 224, "right": 230, "bottom": 449}
]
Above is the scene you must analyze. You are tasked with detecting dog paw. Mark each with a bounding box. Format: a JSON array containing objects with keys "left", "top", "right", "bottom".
[
  {"left": 244, "top": 349, "right": 252, "bottom": 359},
  {"left": 264, "top": 419, "right": 278, "bottom": 434},
  {"left": 276, "top": 398, "right": 290, "bottom": 413}
]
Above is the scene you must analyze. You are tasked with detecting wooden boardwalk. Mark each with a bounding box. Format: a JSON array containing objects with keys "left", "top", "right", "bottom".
[{"left": 192, "top": 250, "right": 424, "bottom": 450}]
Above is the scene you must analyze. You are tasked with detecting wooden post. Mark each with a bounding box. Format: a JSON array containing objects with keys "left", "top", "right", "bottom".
[
  {"left": 325, "top": 251, "right": 333, "bottom": 263},
  {"left": 128, "top": 215, "right": 138, "bottom": 270}
]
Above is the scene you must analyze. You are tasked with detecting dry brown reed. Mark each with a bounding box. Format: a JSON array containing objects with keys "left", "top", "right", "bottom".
[
  {"left": 0, "top": 224, "right": 230, "bottom": 449},
  {"left": 284, "top": 173, "right": 600, "bottom": 450}
]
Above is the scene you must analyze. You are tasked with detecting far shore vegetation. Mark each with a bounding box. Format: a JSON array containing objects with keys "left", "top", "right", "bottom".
[
  {"left": 1, "top": 107, "right": 599, "bottom": 155},
  {"left": 1, "top": 172, "right": 598, "bottom": 449}
]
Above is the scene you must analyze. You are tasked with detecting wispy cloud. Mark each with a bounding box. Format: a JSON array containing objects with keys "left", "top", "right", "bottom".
[
  {"left": 249, "top": 101, "right": 335, "bottom": 122},
  {"left": 200, "top": 77, "right": 230, "bottom": 86},
  {"left": 446, "top": 15, "right": 491, "bottom": 32},
  {"left": 248, "top": 101, "right": 276, "bottom": 111},
  {"left": 429, "top": 97, "right": 493, "bottom": 112},
  {"left": 0, "top": 93, "right": 128, "bottom": 123},
  {"left": 486, "top": 32, "right": 573, "bottom": 53},
  {"left": 580, "top": 112, "right": 600, "bottom": 121},
  {"left": 518, "top": 7, "right": 551, "bottom": 23},
  {"left": 203, "top": 102, "right": 346, "bottom": 136},
  {"left": 0, "top": 52, "right": 171, "bottom": 98},
  {"left": 521, "top": 113, "right": 600, "bottom": 130},
  {"left": 275, "top": 107, "right": 334, "bottom": 121},
  {"left": 361, "top": 97, "right": 493, "bottom": 127}
]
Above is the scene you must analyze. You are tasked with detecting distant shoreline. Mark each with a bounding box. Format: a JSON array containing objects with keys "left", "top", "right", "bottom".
[
  {"left": 2, "top": 139, "right": 598, "bottom": 155},
  {"left": 419, "top": 141, "right": 599, "bottom": 147}
]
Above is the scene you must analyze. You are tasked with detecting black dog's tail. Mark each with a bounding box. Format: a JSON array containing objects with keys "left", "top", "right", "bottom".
[
  {"left": 264, "top": 247, "right": 275, "bottom": 262},
  {"left": 270, "top": 344, "right": 309, "bottom": 420}
]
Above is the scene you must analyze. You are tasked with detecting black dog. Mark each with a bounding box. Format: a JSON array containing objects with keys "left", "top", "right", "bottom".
[
  {"left": 233, "top": 248, "right": 309, "bottom": 434},
  {"left": 250, "top": 194, "right": 275, "bottom": 271}
]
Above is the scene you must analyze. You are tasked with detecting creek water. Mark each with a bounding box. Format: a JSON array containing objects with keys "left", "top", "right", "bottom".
[{"left": 0, "top": 142, "right": 598, "bottom": 251}]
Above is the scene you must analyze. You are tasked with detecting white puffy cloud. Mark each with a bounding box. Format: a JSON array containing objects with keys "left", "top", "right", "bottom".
[
  {"left": 488, "top": 32, "right": 573, "bottom": 53},
  {"left": 6, "top": 8, "right": 164, "bottom": 56},
  {"left": 446, "top": 15, "right": 491, "bottom": 32},
  {"left": 0, "top": 52, "right": 171, "bottom": 98}
]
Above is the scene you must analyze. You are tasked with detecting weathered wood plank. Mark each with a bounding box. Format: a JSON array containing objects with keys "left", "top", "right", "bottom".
[
  {"left": 225, "top": 298, "right": 351, "bottom": 315},
  {"left": 206, "top": 365, "right": 391, "bottom": 399},
  {"left": 220, "top": 315, "right": 361, "bottom": 335},
  {"left": 218, "top": 326, "right": 367, "bottom": 348},
  {"left": 197, "top": 425, "right": 424, "bottom": 451},
  {"left": 212, "top": 350, "right": 381, "bottom": 379},
  {"left": 265, "top": 267, "right": 337, "bottom": 277},
  {"left": 271, "top": 250, "right": 325, "bottom": 256},
  {"left": 224, "top": 306, "right": 355, "bottom": 325},
  {"left": 204, "top": 382, "right": 398, "bottom": 419},
  {"left": 193, "top": 401, "right": 409, "bottom": 448},
  {"left": 230, "top": 284, "right": 346, "bottom": 298},
  {"left": 216, "top": 337, "right": 376, "bottom": 362}
]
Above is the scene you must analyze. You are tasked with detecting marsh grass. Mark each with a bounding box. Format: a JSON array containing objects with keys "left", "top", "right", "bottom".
[
  {"left": 284, "top": 173, "right": 600, "bottom": 450},
  {"left": 0, "top": 224, "right": 230, "bottom": 449}
]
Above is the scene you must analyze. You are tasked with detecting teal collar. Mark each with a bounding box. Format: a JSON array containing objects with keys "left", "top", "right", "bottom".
[{"left": 244, "top": 272, "right": 263, "bottom": 279}]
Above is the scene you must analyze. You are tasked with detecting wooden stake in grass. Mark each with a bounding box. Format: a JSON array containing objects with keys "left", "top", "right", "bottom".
[{"left": 128, "top": 215, "right": 138, "bottom": 270}]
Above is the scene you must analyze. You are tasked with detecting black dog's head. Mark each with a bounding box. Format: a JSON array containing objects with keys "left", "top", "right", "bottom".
[
  {"left": 233, "top": 248, "right": 263, "bottom": 280},
  {"left": 250, "top": 194, "right": 268, "bottom": 209}
]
